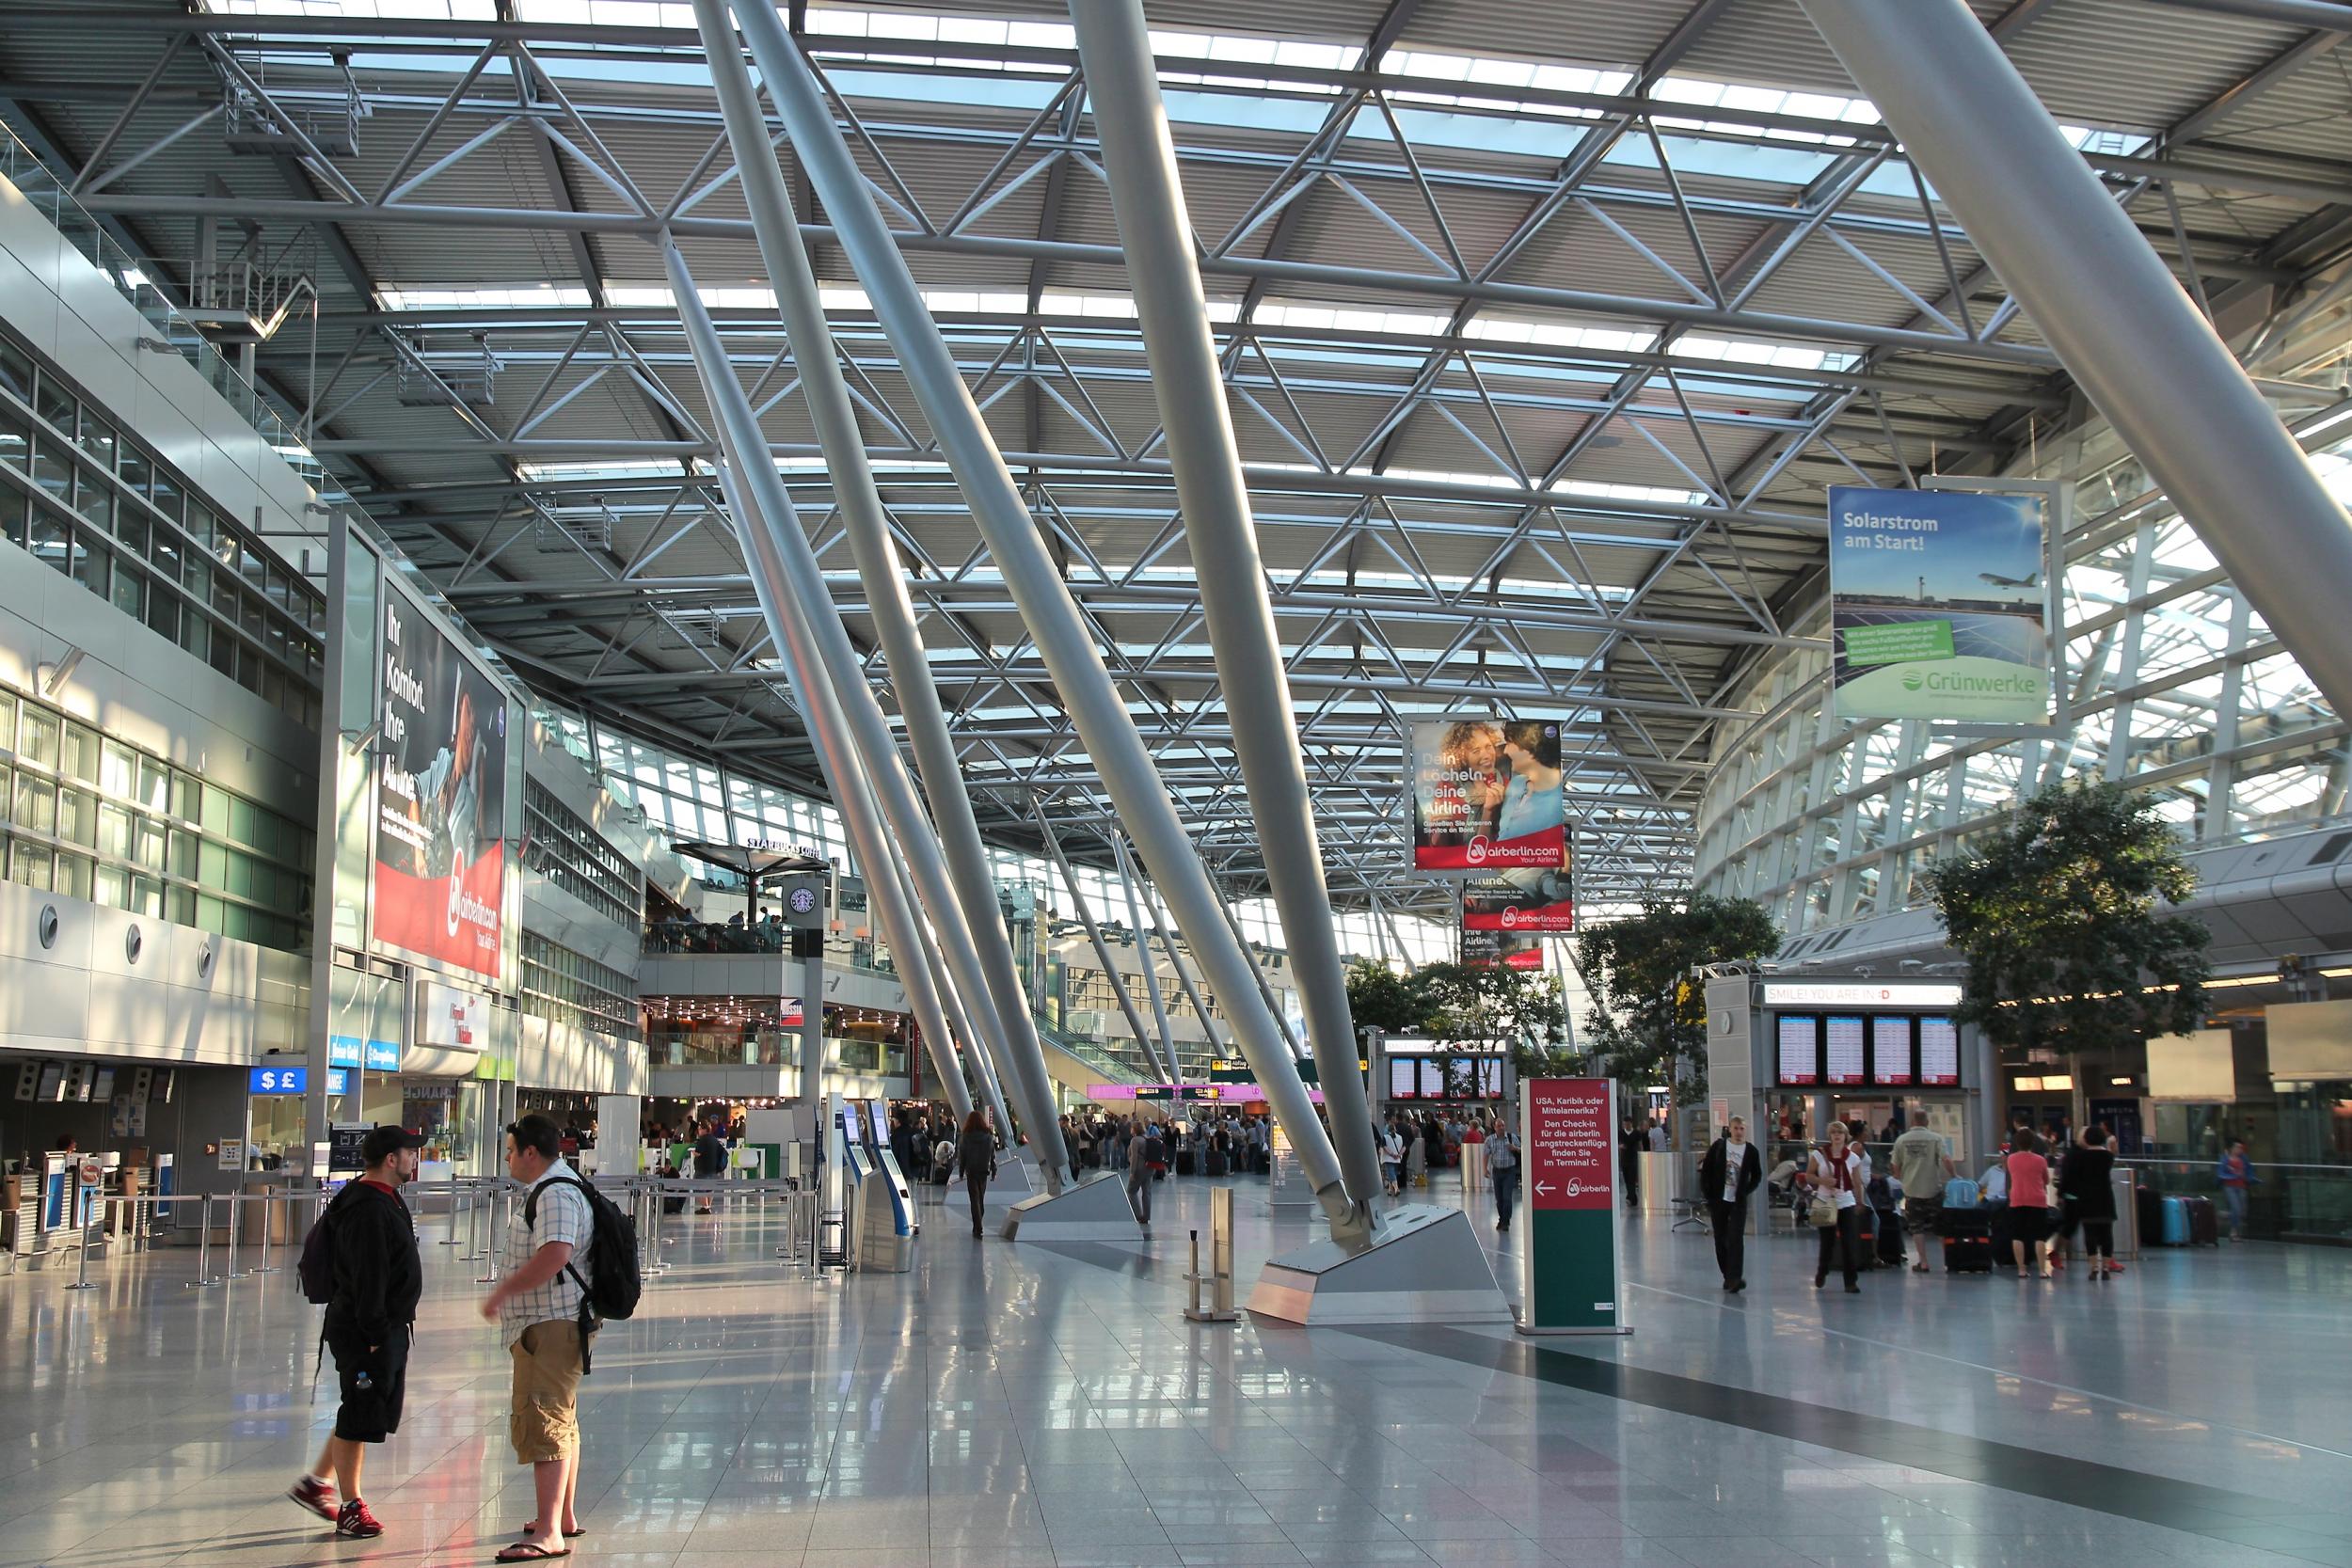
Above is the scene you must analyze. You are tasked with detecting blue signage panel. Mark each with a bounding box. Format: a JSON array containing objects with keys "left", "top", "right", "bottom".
[
  {"left": 363, "top": 1039, "right": 402, "bottom": 1072},
  {"left": 327, "top": 1037, "right": 360, "bottom": 1069},
  {"left": 249, "top": 1067, "right": 350, "bottom": 1096}
]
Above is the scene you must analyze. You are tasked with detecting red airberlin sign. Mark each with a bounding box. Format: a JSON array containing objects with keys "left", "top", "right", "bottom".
[{"left": 1527, "top": 1078, "right": 1613, "bottom": 1211}]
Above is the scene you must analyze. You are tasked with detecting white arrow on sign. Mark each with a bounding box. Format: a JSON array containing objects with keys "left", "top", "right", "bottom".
[{"left": 1534, "top": 1181, "right": 1555, "bottom": 1196}]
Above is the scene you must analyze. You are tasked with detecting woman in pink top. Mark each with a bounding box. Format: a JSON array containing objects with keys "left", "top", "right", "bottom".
[{"left": 2005, "top": 1132, "right": 2054, "bottom": 1278}]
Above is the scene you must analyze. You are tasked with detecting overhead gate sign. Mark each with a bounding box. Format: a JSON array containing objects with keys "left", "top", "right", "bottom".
[{"left": 1519, "top": 1077, "right": 1629, "bottom": 1336}]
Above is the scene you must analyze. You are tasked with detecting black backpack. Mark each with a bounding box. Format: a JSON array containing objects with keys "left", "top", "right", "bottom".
[
  {"left": 524, "top": 1174, "right": 643, "bottom": 1371},
  {"left": 296, "top": 1191, "right": 342, "bottom": 1306}
]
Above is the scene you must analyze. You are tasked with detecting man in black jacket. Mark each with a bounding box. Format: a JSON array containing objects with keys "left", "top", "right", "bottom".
[
  {"left": 692, "top": 1116, "right": 729, "bottom": 1213},
  {"left": 1700, "top": 1115, "right": 1765, "bottom": 1292},
  {"left": 288, "top": 1126, "right": 424, "bottom": 1538}
]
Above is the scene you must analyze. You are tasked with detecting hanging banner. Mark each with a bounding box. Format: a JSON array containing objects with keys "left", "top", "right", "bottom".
[
  {"left": 1408, "top": 718, "right": 1568, "bottom": 872},
  {"left": 1461, "top": 927, "right": 1545, "bottom": 970},
  {"left": 1828, "top": 485, "right": 2055, "bottom": 724},
  {"left": 1519, "top": 1077, "right": 1628, "bottom": 1335},
  {"left": 1461, "top": 866, "right": 1576, "bottom": 934},
  {"left": 373, "top": 592, "right": 510, "bottom": 980}
]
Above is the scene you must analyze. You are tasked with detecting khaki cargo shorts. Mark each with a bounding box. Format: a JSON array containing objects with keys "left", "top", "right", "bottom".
[{"left": 509, "top": 1319, "right": 590, "bottom": 1464}]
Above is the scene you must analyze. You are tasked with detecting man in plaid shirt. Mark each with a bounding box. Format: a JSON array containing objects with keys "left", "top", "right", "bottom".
[{"left": 480, "top": 1114, "right": 595, "bottom": 1563}]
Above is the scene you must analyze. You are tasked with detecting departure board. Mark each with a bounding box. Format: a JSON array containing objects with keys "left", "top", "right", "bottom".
[
  {"left": 1777, "top": 1015, "right": 1820, "bottom": 1085},
  {"left": 1476, "top": 1059, "right": 1504, "bottom": 1099},
  {"left": 1389, "top": 1058, "right": 1419, "bottom": 1100},
  {"left": 1419, "top": 1060, "right": 1449, "bottom": 1099},
  {"left": 1824, "top": 1016, "right": 1866, "bottom": 1085},
  {"left": 1871, "top": 1016, "right": 1913, "bottom": 1085},
  {"left": 1918, "top": 1017, "right": 1960, "bottom": 1085}
]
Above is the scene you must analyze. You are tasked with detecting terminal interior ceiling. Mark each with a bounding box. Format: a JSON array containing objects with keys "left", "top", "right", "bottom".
[{"left": 16, "top": 0, "right": 2352, "bottom": 925}]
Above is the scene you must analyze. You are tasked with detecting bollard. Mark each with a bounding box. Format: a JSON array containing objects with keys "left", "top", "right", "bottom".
[
  {"left": 63, "top": 1204, "right": 99, "bottom": 1291},
  {"left": 185, "top": 1193, "right": 219, "bottom": 1288}
]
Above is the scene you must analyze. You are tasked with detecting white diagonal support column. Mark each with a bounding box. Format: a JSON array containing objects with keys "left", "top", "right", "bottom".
[
  {"left": 1072, "top": 0, "right": 1382, "bottom": 1227},
  {"left": 706, "top": 454, "right": 971, "bottom": 1128},
  {"left": 725, "top": 0, "right": 1359, "bottom": 1242},
  {"left": 671, "top": 241, "right": 1067, "bottom": 1187},
  {"left": 1798, "top": 0, "right": 2352, "bottom": 722},
  {"left": 1033, "top": 802, "right": 1170, "bottom": 1085},
  {"left": 691, "top": 0, "right": 1069, "bottom": 1191}
]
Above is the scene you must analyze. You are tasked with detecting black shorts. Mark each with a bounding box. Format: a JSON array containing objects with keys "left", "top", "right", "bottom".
[
  {"left": 329, "top": 1327, "right": 410, "bottom": 1444},
  {"left": 2007, "top": 1204, "right": 2050, "bottom": 1245}
]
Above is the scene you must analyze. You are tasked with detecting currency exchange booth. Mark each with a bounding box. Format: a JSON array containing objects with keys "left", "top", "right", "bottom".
[{"left": 1706, "top": 975, "right": 1985, "bottom": 1228}]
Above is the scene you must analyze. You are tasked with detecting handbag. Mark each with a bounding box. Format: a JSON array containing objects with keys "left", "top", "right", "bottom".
[{"left": 1808, "top": 1192, "right": 1838, "bottom": 1227}]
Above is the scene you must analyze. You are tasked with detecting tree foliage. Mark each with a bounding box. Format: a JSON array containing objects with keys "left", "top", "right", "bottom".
[
  {"left": 1572, "top": 894, "right": 1781, "bottom": 1107},
  {"left": 1418, "top": 961, "right": 1575, "bottom": 1083},
  {"left": 1343, "top": 959, "right": 1434, "bottom": 1037},
  {"left": 1921, "top": 779, "right": 2209, "bottom": 1055}
]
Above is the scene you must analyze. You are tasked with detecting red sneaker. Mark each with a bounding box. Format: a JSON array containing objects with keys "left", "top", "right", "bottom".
[
  {"left": 287, "top": 1475, "right": 337, "bottom": 1521},
  {"left": 336, "top": 1498, "right": 385, "bottom": 1539}
]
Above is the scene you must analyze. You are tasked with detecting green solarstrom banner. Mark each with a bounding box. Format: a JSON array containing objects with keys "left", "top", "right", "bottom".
[{"left": 1828, "top": 485, "right": 2054, "bottom": 724}]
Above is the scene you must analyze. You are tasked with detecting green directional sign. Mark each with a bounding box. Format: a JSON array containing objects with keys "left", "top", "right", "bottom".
[{"left": 1518, "top": 1077, "right": 1629, "bottom": 1337}]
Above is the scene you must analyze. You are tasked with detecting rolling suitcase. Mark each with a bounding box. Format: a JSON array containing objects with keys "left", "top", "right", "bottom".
[
  {"left": 1205, "top": 1148, "right": 1229, "bottom": 1178},
  {"left": 2183, "top": 1196, "right": 2219, "bottom": 1245},
  {"left": 1175, "top": 1148, "right": 1195, "bottom": 1177},
  {"left": 1875, "top": 1211, "right": 1906, "bottom": 1266},
  {"left": 1938, "top": 1206, "right": 1994, "bottom": 1273},
  {"left": 2158, "top": 1195, "right": 2190, "bottom": 1245}
]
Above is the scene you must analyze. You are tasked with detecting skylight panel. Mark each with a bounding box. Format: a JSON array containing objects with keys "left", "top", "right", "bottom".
[
  {"left": 519, "top": 459, "right": 685, "bottom": 481},
  {"left": 1381, "top": 47, "right": 1631, "bottom": 119},
  {"left": 1551, "top": 477, "right": 1711, "bottom": 508},
  {"left": 1464, "top": 317, "right": 1659, "bottom": 355},
  {"left": 203, "top": 0, "right": 500, "bottom": 16}
]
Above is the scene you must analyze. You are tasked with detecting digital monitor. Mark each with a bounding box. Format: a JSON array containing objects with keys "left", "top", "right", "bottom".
[
  {"left": 1476, "top": 1058, "right": 1504, "bottom": 1098},
  {"left": 1389, "top": 1057, "right": 1419, "bottom": 1100},
  {"left": 1871, "top": 1016, "right": 1913, "bottom": 1085},
  {"left": 1824, "top": 1016, "right": 1866, "bottom": 1085},
  {"left": 868, "top": 1101, "right": 890, "bottom": 1148},
  {"left": 1777, "top": 1015, "right": 1820, "bottom": 1085},
  {"left": 1918, "top": 1017, "right": 1961, "bottom": 1085},
  {"left": 1418, "top": 1059, "right": 1448, "bottom": 1099}
]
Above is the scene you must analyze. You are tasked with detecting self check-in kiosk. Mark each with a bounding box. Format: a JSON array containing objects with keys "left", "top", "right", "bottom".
[{"left": 833, "top": 1096, "right": 912, "bottom": 1271}]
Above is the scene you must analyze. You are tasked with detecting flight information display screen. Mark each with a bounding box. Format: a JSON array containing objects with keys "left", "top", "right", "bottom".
[
  {"left": 1918, "top": 1017, "right": 1961, "bottom": 1085},
  {"left": 1824, "top": 1016, "right": 1866, "bottom": 1085},
  {"left": 1872, "top": 1016, "right": 1913, "bottom": 1085},
  {"left": 1777, "top": 1015, "right": 1820, "bottom": 1085},
  {"left": 1389, "top": 1058, "right": 1419, "bottom": 1100},
  {"left": 1419, "top": 1060, "right": 1449, "bottom": 1099}
]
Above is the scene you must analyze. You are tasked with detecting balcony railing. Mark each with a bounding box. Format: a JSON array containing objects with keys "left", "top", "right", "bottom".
[{"left": 0, "top": 120, "right": 342, "bottom": 505}]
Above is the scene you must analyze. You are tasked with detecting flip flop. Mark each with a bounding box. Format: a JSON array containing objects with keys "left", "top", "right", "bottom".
[
  {"left": 495, "top": 1544, "right": 572, "bottom": 1562},
  {"left": 518, "top": 1528, "right": 586, "bottom": 1540}
]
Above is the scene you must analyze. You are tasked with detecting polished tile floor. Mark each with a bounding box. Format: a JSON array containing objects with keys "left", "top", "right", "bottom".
[{"left": 4, "top": 1173, "right": 2349, "bottom": 1568}]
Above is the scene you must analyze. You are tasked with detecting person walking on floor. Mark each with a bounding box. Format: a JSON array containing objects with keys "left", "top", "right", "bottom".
[
  {"left": 1618, "top": 1116, "right": 1645, "bottom": 1210},
  {"left": 2006, "top": 1131, "right": 2055, "bottom": 1278},
  {"left": 1125, "top": 1117, "right": 1158, "bottom": 1227},
  {"left": 2065, "top": 1125, "right": 2121, "bottom": 1279},
  {"left": 288, "top": 1125, "right": 425, "bottom": 1539},
  {"left": 2217, "top": 1141, "right": 2259, "bottom": 1241},
  {"left": 1804, "top": 1121, "right": 1866, "bottom": 1293},
  {"left": 956, "top": 1109, "right": 995, "bottom": 1238},
  {"left": 1489, "top": 1120, "right": 1520, "bottom": 1233},
  {"left": 1701, "top": 1115, "right": 1763, "bottom": 1291},
  {"left": 691, "top": 1115, "right": 727, "bottom": 1214},
  {"left": 1888, "top": 1119, "right": 1956, "bottom": 1275},
  {"left": 480, "top": 1115, "right": 596, "bottom": 1564}
]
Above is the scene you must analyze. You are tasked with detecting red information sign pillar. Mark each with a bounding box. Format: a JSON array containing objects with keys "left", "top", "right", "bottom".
[{"left": 1519, "top": 1078, "right": 1629, "bottom": 1335}]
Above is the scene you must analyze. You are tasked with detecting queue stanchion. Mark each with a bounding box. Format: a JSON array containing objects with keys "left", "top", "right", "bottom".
[
  {"left": 439, "top": 1182, "right": 468, "bottom": 1244},
  {"left": 63, "top": 1204, "right": 99, "bottom": 1291},
  {"left": 252, "top": 1191, "right": 280, "bottom": 1275},
  {"left": 475, "top": 1188, "right": 504, "bottom": 1285},
  {"left": 222, "top": 1195, "right": 246, "bottom": 1280},
  {"left": 185, "top": 1194, "right": 219, "bottom": 1289}
]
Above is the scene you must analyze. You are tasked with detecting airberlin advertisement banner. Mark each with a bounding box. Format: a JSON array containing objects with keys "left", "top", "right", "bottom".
[
  {"left": 373, "top": 592, "right": 509, "bottom": 982},
  {"left": 1408, "top": 718, "right": 1568, "bottom": 872},
  {"left": 1461, "top": 866, "right": 1576, "bottom": 933},
  {"left": 1519, "top": 1077, "right": 1628, "bottom": 1335},
  {"left": 1829, "top": 485, "right": 2055, "bottom": 724}
]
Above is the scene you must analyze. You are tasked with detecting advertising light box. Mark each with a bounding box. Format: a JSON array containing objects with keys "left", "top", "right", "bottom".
[{"left": 1408, "top": 717, "right": 1568, "bottom": 872}]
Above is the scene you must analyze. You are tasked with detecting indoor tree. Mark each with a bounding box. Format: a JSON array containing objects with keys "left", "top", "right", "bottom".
[
  {"left": 1572, "top": 894, "right": 1781, "bottom": 1117},
  {"left": 1417, "top": 960, "right": 1574, "bottom": 1086},
  {"left": 1921, "top": 778, "right": 2209, "bottom": 1065}
]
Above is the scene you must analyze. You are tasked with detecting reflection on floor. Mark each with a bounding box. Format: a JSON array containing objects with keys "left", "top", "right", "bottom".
[{"left": 4, "top": 1172, "right": 2350, "bottom": 1568}]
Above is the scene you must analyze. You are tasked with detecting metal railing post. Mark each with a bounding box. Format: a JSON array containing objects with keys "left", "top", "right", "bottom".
[
  {"left": 439, "top": 1181, "right": 468, "bottom": 1243},
  {"left": 252, "top": 1191, "right": 279, "bottom": 1274},
  {"left": 475, "top": 1187, "right": 504, "bottom": 1284},
  {"left": 222, "top": 1194, "right": 246, "bottom": 1279}
]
